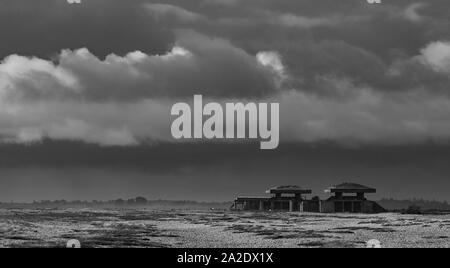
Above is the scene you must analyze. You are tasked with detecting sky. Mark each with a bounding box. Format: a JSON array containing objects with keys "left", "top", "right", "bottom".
[{"left": 0, "top": 0, "right": 449, "bottom": 202}]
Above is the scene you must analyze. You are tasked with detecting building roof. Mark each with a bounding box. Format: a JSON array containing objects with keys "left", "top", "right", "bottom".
[
  {"left": 325, "top": 183, "right": 376, "bottom": 193},
  {"left": 235, "top": 197, "right": 270, "bottom": 201},
  {"left": 266, "top": 185, "right": 312, "bottom": 194}
]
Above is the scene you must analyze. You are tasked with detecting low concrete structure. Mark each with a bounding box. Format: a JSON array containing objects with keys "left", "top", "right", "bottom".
[
  {"left": 232, "top": 183, "right": 386, "bottom": 214},
  {"left": 321, "top": 183, "right": 386, "bottom": 213},
  {"left": 232, "top": 185, "right": 316, "bottom": 212}
]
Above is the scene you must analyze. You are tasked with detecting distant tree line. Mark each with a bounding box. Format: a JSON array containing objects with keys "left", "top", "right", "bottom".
[
  {"left": 0, "top": 197, "right": 231, "bottom": 209},
  {"left": 1, "top": 197, "right": 449, "bottom": 212},
  {"left": 379, "top": 198, "right": 450, "bottom": 213}
]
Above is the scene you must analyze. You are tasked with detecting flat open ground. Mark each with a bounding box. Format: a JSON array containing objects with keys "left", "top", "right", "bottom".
[{"left": 0, "top": 208, "right": 448, "bottom": 248}]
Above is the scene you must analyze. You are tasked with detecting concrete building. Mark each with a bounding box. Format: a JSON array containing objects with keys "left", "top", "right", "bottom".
[
  {"left": 232, "top": 185, "right": 316, "bottom": 212},
  {"left": 321, "top": 183, "right": 386, "bottom": 213},
  {"left": 232, "top": 183, "right": 386, "bottom": 214}
]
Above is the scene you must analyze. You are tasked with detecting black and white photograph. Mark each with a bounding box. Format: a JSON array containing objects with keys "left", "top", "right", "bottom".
[{"left": 0, "top": 0, "right": 449, "bottom": 251}]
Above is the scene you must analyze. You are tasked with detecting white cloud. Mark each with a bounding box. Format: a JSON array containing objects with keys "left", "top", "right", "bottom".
[
  {"left": 67, "top": 0, "right": 81, "bottom": 4},
  {"left": 3, "top": 72, "right": 450, "bottom": 146},
  {"left": 0, "top": 31, "right": 279, "bottom": 102},
  {"left": 144, "top": 3, "right": 204, "bottom": 23},
  {"left": 419, "top": 41, "right": 450, "bottom": 73},
  {"left": 0, "top": 99, "right": 171, "bottom": 146},
  {"left": 277, "top": 13, "right": 337, "bottom": 28},
  {"left": 257, "top": 51, "right": 284, "bottom": 74},
  {"left": 0, "top": 31, "right": 281, "bottom": 145},
  {"left": 403, "top": 3, "right": 426, "bottom": 22},
  {"left": 202, "top": 0, "right": 239, "bottom": 6},
  {"left": 2, "top": 34, "right": 450, "bottom": 146},
  {"left": 0, "top": 54, "right": 80, "bottom": 100},
  {"left": 279, "top": 85, "right": 450, "bottom": 145},
  {"left": 256, "top": 51, "right": 287, "bottom": 87}
]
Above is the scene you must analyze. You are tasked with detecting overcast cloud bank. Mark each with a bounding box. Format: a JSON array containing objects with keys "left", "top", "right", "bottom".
[{"left": 1, "top": 0, "right": 450, "bottom": 146}]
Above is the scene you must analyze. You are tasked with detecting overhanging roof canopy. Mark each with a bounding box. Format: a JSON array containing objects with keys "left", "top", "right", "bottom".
[
  {"left": 325, "top": 183, "right": 376, "bottom": 193},
  {"left": 266, "top": 185, "right": 312, "bottom": 194}
]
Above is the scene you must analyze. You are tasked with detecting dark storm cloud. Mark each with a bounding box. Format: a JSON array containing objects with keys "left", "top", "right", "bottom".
[
  {"left": 0, "top": 0, "right": 173, "bottom": 59},
  {"left": 0, "top": 30, "right": 279, "bottom": 101},
  {"left": 0, "top": 141, "right": 449, "bottom": 201},
  {"left": 1, "top": 139, "right": 450, "bottom": 179},
  {"left": 3, "top": 0, "right": 450, "bottom": 98},
  {"left": 142, "top": 0, "right": 450, "bottom": 96},
  {"left": 2, "top": 0, "right": 450, "bottom": 145}
]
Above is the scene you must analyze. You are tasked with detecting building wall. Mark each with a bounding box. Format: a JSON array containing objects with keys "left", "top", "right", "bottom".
[
  {"left": 243, "top": 200, "right": 261, "bottom": 210},
  {"left": 362, "top": 201, "right": 374, "bottom": 213},
  {"left": 321, "top": 200, "right": 381, "bottom": 213},
  {"left": 301, "top": 200, "right": 321, "bottom": 212},
  {"left": 234, "top": 198, "right": 386, "bottom": 213},
  {"left": 321, "top": 201, "right": 335, "bottom": 213}
]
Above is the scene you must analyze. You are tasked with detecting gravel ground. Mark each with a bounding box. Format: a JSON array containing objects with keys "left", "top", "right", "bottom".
[{"left": 0, "top": 208, "right": 448, "bottom": 248}]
